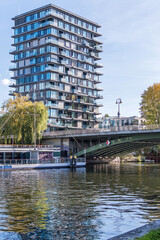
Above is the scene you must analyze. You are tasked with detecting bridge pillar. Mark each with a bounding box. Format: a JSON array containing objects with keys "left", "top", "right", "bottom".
[
  {"left": 90, "top": 138, "right": 92, "bottom": 147},
  {"left": 20, "top": 152, "right": 23, "bottom": 160},
  {"left": 82, "top": 139, "right": 84, "bottom": 148},
  {"left": 12, "top": 152, "right": 14, "bottom": 161},
  {"left": 3, "top": 152, "right": 5, "bottom": 160}
]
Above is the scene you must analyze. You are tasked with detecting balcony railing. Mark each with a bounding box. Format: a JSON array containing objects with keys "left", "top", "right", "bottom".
[
  {"left": 46, "top": 39, "right": 58, "bottom": 45},
  {"left": 94, "top": 70, "right": 103, "bottom": 75},
  {"left": 95, "top": 45, "right": 103, "bottom": 51},
  {"left": 95, "top": 63, "right": 103, "bottom": 67},
  {"left": 67, "top": 71, "right": 74, "bottom": 76}
]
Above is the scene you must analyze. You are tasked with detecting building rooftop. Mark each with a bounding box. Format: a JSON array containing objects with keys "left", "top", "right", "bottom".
[{"left": 12, "top": 3, "right": 101, "bottom": 27}]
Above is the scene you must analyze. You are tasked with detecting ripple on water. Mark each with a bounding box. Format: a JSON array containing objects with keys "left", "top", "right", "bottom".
[{"left": 0, "top": 164, "right": 159, "bottom": 239}]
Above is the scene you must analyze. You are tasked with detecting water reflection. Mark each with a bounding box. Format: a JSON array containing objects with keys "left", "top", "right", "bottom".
[{"left": 0, "top": 163, "right": 160, "bottom": 239}]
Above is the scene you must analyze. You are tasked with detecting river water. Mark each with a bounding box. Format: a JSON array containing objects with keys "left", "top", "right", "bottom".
[{"left": 0, "top": 163, "right": 160, "bottom": 239}]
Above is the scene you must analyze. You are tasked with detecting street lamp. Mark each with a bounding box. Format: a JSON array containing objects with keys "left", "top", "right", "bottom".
[{"left": 116, "top": 98, "right": 122, "bottom": 131}]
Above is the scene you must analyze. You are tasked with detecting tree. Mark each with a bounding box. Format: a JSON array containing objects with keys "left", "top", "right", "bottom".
[
  {"left": 140, "top": 83, "right": 160, "bottom": 124},
  {"left": 104, "top": 114, "right": 109, "bottom": 118},
  {"left": 0, "top": 94, "right": 48, "bottom": 144}
]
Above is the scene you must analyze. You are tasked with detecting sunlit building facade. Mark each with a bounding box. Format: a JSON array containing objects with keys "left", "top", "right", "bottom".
[{"left": 10, "top": 4, "right": 103, "bottom": 130}]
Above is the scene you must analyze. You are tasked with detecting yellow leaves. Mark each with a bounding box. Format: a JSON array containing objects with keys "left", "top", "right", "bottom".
[
  {"left": 0, "top": 95, "right": 48, "bottom": 144},
  {"left": 140, "top": 83, "right": 160, "bottom": 124}
]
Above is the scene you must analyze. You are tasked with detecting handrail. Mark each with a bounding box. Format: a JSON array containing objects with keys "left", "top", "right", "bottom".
[
  {"left": 0, "top": 144, "right": 60, "bottom": 149},
  {"left": 43, "top": 124, "right": 160, "bottom": 137},
  {"left": 0, "top": 157, "right": 86, "bottom": 165}
]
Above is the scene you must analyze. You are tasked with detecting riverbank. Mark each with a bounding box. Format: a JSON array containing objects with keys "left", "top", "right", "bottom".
[{"left": 108, "top": 220, "right": 160, "bottom": 240}]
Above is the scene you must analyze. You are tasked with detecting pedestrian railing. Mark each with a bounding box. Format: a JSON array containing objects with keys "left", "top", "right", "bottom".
[
  {"left": 0, "top": 144, "right": 60, "bottom": 149},
  {"left": 0, "top": 157, "right": 85, "bottom": 165},
  {"left": 43, "top": 124, "right": 160, "bottom": 137}
]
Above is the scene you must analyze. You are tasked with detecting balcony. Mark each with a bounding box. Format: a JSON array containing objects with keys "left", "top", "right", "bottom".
[
  {"left": 9, "top": 48, "right": 16, "bottom": 54},
  {"left": 90, "top": 52, "right": 100, "bottom": 58},
  {"left": 60, "top": 114, "right": 71, "bottom": 119},
  {"left": 90, "top": 52, "right": 96, "bottom": 57},
  {"left": 9, "top": 64, "right": 17, "bottom": 70},
  {"left": 67, "top": 71, "right": 74, "bottom": 76},
  {"left": 86, "top": 75, "right": 92, "bottom": 80},
  {"left": 9, "top": 90, "right": 14, "bottom": 95},
  {"left": 60, "top": 33, "right": 67, "bottom": 39},
  {"left": 94, "top": 70, "right": 103, "bottom": 75},
  {"left": 94, "top": 45, "right": 103, "bottom": 51},
  {"left": 78, "top": 99, "right": 85, "bottom": 103},
  {"left": 38, "top": 21, "right": 52, "bottom": 29},
  {"left": 51, "top": 85, "right": 60, "bottom": 90},
  {"left": 96, "top": 94, "right": 103, "bottom": 99},
  {"left": 59, "top": 96, "right": 66, "bottom": 101},
  {"left": 85, "top": 58, "right": 91, "bottom": 64},
  {"left": 9, "top": 83, "right": 16, "bottom": 87},
  {"left": 65, "top": 123, "right": 74, "bottom": 128},
  {"left": 94, "top": 86, "right": 103, "bottom": 91},
  {"left": 49, "top": 10, "right": 64, "bottom": 19},
  {"left": 60, "top": 77, "right": 66, "bottom": 82},
  {"left": 45, "top": 66, "right": 59, "bottom": 72},
  {"left": 47, "top": 103, "right": 59, "bottom": 108},
  {"left": 51, "top": 22, "right": 58, "bottom": 27},
  {"left": 46, "top": 39, "right": 58, "bottom": 45},
  {"left": 59, "top": 60, "right": 66, "bottom": 65},
  {"left": 82, "top": 41, "right": 90, "bottom": 47},
  {"left": 48, "top": 120, "right": 64, "bottom": 127},
  {"left": 95, "top": 63, "right": 103, "bottom": 68},
  {"left": 94, "top": 101, "right": 103, "bottom": 106},
  {"left": 58, "top": 42, "right": 64, "bottom": 47},
  {"left": 60, "top": 51, "right": 66, "bottom": 56},
  {"left": 73, "top": 89, "right": 78, "bottom": 94},
  {"left": 50, "top": 58, "right": 58, "bottom": 64}
]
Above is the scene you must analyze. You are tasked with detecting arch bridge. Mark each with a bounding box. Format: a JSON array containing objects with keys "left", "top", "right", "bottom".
[{"left": 42, "top": 125, "right": 160, "bottom": 159}]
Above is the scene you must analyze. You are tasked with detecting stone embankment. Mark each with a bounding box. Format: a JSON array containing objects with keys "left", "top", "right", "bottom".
[{"left": 107, "top": 220, "right": 160, "bottom": 240}]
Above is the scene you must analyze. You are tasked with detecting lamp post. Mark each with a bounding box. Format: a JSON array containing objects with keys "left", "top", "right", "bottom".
[{"left": 116, "top": 98, "right": 122, "bottom": 131}]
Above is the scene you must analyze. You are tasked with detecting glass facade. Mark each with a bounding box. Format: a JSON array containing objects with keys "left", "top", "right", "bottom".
[{"left": 10, "top": 4, "right": 103, "bottom": 130}]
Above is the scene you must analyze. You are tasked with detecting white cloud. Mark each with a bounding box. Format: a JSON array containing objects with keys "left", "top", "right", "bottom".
[{"left": 1, "top": 78, "right": 11, "bottom": 86}]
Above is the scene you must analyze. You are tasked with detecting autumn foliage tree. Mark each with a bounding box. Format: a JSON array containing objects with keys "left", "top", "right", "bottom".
[
  {"left": 140, "top": 83, "right": 160, "bottom": 124},
  {"left": 0, "top": 94, "right": 48, "bottom": 144}
]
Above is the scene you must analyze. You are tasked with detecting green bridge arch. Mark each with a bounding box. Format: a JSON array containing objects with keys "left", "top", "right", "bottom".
[{"left": 76, "top": 133, "right": 160, "bottom": 158}]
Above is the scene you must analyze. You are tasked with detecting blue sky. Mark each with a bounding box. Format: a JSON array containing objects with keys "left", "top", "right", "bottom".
[{"left": 0, "top": 0, "right": 160, "bottom": 117}]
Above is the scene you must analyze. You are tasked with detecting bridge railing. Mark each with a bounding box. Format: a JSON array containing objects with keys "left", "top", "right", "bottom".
[
  {"left": 43, "top": 124, "right": 160, "bottom": 137},
  {"left": 0, "top": 144, "right": 60, "bottom": 149}
]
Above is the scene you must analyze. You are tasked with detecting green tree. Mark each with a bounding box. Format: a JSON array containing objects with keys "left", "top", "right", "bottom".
[
  {"left": 0, "top": 94, "right": 48, "bottom": 144},
  {"left": 104, "top": 114, "right": 109, "bottom": 117},
  {"left": 140, "top": 83, "right": 160, "bottom": 124}
]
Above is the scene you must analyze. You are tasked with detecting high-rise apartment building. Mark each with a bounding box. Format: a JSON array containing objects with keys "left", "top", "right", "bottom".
[{"left": 10, "top": 4, "right": 103, "bottom": 131}]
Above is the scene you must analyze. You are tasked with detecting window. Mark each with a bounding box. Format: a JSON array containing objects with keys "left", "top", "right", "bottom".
[
  {"left": 51, "top": 27, "right": 58, "bottom": 35},
  {"left": 39, "top": 82, "right": 45, "bottom": 90},
  {"left": 65, "top": 14, "right": 69, "bottom": 21},
  {"left": 46, "top": 72, "right": 50, "bottom": 79},
  {"left": 65, "top": 41, "right": 70, "bottom": 48},
  {"left": 51, "top": 73, "right": 58, "bottom": 80},
  {"left": 71, "top": 26, "right": 75, "bottom": 33},
  {"left": 70, "top": 17, "right": 75, "bottom": 24},
  {"left": 25, "top": 85, "right": 30, "bottom": 92},
  {"left": 65, "top": 23, "right": 70, "bottom": 31},
  {"left": 19, "top": 86, "right": 24, "bottom": 93},
  {"left": 32, "top": 75, "right": 38, "bottom": 82},
  {"left": 59, "top": 21, "right": 63, "bottom": 28},
  {"left": 77, "top": 20, "right": 82, "bottom": 26}
]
